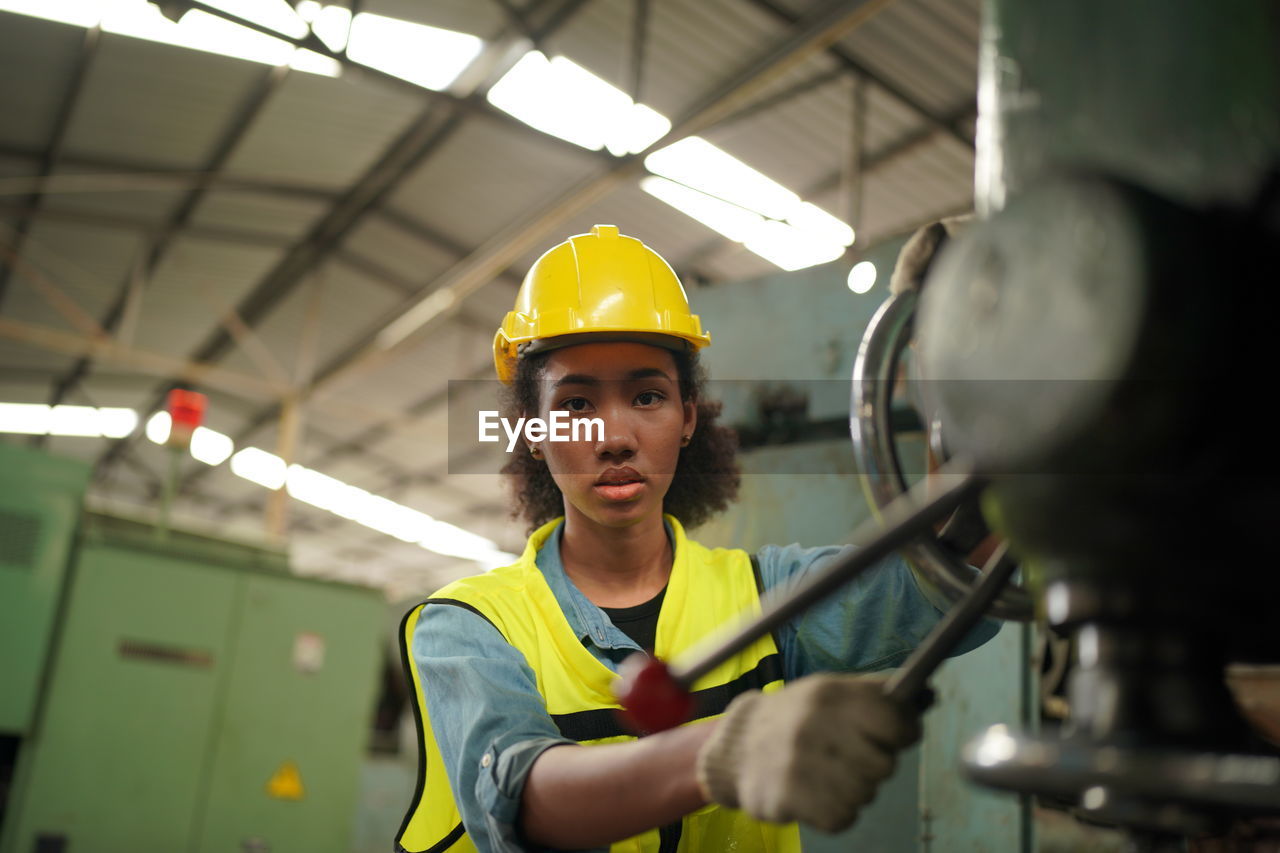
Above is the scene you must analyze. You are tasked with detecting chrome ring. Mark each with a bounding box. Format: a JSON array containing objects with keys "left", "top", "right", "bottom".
[{"left": 850, "top": 290, "right": 1033, "bottom": 621}]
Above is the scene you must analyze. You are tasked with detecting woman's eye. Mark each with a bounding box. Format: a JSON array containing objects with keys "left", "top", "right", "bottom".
[
  {"left": 560, "top": 397, "right": 591, "bottom": 412},
  {"left": 635, "top": 391, "right": 665, "bottom": 407}
]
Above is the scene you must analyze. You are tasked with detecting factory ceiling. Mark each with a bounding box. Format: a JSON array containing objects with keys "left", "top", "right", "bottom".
[{"left": 0, "top": 0, "right": 979, "bottom": 600}]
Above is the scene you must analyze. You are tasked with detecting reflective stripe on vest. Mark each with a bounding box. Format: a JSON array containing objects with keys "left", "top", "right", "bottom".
[{"left": 396, "top": 515, "right": 800, "bottom": 853}]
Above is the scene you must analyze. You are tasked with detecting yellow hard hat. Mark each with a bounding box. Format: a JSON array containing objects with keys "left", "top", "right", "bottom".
[{"left": 493, "top": 224, "right": 711, "bottom": 383}]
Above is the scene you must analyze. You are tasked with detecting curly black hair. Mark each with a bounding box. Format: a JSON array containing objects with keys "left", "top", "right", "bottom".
[{"left": 499, "top": 347, "right": 740, "bottom": 533}]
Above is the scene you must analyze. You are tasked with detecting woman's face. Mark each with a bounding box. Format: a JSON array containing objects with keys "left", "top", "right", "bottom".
[{"left": 533, "top": 341, "right": 696, "bottom": 529}]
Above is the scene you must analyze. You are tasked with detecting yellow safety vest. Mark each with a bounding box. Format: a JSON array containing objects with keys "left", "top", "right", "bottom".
[{"left": 396, "top": 515, "right": 800, "bottom": 853}]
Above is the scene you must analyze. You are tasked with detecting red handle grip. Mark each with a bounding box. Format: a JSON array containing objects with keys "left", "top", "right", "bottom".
[{"left": 613, "top": 655, "right": 694, "bottom": 735}]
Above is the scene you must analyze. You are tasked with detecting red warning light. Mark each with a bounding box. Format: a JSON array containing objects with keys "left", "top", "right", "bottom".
[{"left": 166, "top": 389, "right": 206, "bottom": 449}]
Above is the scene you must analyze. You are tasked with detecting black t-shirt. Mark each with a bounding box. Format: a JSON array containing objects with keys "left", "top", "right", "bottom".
[{"left": 600, "top": 585, "right": 668, "bottom": 653}]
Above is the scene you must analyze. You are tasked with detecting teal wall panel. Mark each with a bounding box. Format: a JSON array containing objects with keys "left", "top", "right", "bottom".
[
  {"left": 919, "top": 625, "right": 1030, "bottom": 853},
  {"left": 695, "top": 439, "right": 923, "bottom": 853}
]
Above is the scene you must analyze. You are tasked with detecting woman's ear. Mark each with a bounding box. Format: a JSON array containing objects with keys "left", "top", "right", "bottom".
[{"left": 681, "top": 398, "right": 698, "bottom": 446}]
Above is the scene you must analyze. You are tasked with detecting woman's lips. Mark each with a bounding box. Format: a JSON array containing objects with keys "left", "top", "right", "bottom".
[{"left": 593, "top": 481, "right": 646, "bottom": 501}]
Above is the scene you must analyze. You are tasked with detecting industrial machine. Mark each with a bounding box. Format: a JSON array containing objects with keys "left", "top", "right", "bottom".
[
  {"left": 0, "top": 441, "right": 385, "bottom": 853},
  {"left": 854, "top": 0, "right": 1280, "bottom": 846},
  {"left": 622, "top": 0, "right": 1279, "bottom": 848}
]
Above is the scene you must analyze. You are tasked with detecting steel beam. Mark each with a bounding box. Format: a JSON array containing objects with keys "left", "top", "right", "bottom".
[
  {"left": 630, "top": 0, "right": 651, "bottom": 104},
  {"left": 38, "top": 64, "right": 291, "bottom": 441},
  {"left": 88, "top": 102, "right": 463, "bottom": 477},
  {"left": 491, "top": 0, "right": 541, "bottom": 47},
  {"left": 0, "top": 201, "right": 293, "bottom": 247},
  {"left": 0, "top": 143, "right": 338, "bottom": 202},
  {"left": 98, "top": 0, "right": 592, "bottom": 492},
  {"left": 711, "top": 64, "right": 849, "bottom": 131}
]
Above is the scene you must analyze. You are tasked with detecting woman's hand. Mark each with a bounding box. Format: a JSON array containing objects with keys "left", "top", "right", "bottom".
[{"left": 695, "top": 673, "right": 920, "bottom": 833}]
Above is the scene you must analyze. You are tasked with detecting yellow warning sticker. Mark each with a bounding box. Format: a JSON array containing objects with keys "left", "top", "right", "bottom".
[{"left": 266, "top": 760, "right": 305, "bottom": 801}]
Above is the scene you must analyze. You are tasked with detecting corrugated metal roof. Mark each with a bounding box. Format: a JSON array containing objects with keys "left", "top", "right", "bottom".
[
  {"left": 550, "top": 0, "right": 785, "bottom": 121},
  {"left": 125, "top": 237, "right": 284, "bottom": 403},
  {"left": 190, "top": 188, "right": 329, "bottom": 241},
  {"left": 221, "top": 67, "right": 427, "bottom": 189},
  {"left": 214, "top": 259, "right": 405, "bottom": 393},
  {"left": 62, "top": 33, "right": 267, "bottom": 169},
  {"left": 39, "top": 170, "right": 187, "bottom": 226},
  {"left": 0, "top": 0, "right": 985, "bottom": 595},
  {"left": 836, "top": 0, "right": 980, "bottom": 115},
  {"left": 363, "top": 0, "right": 506, "bottom": 39},
  {"left": 1, "top": 219, "right": 142, "bottom": 379},
  {"left": 341, "top": 215, "right": 467, "bottom": 287},
  {"left": 385, "top": 111, "right": 604, "bottom": 250},
  {"left": 0, "top": 15, "right": 88, "bottom": 150}
]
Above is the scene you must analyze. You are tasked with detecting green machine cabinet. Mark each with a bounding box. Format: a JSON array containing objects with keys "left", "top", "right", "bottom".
[
  {"left": 0, "top": 442, "right": 91, "bottom": 736},
  {"left": 0, "top": 513, "right": 385, "bottom": 853},
  {"left": 193, "top": 573, "right": 386, "bottom": 853}
]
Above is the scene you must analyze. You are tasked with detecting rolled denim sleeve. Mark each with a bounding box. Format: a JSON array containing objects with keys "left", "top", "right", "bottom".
[
  {"left": 411, "top": 603, "right": 576, "bottom": 853},
  {"left": 756, "top": 544, "right": 1000, "bottom": 681}
]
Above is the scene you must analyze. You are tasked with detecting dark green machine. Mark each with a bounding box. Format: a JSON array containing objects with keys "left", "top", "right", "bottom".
[
  {"left": 0, "top": 443, "right": 89, "bottom": 739},
  {"left": 0, "top": 441, "right": 385, "bottom": 853}
]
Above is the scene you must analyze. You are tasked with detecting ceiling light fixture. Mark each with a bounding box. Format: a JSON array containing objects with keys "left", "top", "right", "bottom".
[
  {"left": 487, "top": 51, "right": 671, "bottom": 155},
  {"left": 643, "top": 137, "right": 854, "bottom": 272},
  {"left": 0, "top": 402, "right": 139, "bottom": 438}
]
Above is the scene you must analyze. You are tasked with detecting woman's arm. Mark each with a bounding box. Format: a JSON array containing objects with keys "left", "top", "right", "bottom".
[
  {"left": 759, "top": 545, "right": 1000, "bottom": 679},
  {"left": 520, "top": 721, "right": 717, "bottom": 848},
  {"left": 525, "top": 674, "right": 922, "bottom": 844}
]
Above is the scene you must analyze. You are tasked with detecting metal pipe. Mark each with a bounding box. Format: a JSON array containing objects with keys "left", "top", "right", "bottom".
[{"left": 671, "top": 466, "right": 983, "bottom": 687}]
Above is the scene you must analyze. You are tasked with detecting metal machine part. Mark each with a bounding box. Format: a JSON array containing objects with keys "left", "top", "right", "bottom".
[
  {"left": 915, "top": 173, "right": 1280, "bottom": 833},
  {"left": 854, "top": 0, "right": 1280, "bottom": 841},
  {"left": 850, "top": 287, "right": 1033, "bottom": 620},
  {"left": 616, "top": 468, "right": 991, "bottom": 733}
]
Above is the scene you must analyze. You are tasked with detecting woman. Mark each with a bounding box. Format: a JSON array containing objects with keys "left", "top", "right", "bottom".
[{"left": 397, "top": 224, "right": 997, "bottom": 853}]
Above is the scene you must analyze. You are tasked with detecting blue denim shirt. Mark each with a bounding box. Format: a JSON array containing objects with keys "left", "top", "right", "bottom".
[{"left": 410, "top": 520, "right": 999, "bottom": 852}]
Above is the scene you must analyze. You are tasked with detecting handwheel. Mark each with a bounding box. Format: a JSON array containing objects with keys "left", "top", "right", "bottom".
[{"left": 851, "top": 289, "right": 1033, "bottom": 622}]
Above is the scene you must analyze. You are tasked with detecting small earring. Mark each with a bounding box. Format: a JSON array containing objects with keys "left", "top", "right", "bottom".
[
  {"left": 680, "top": 434, "right": 691, "bottom": 446},
  {"left": 530, "top": 445, "right": 542, "bottom": 458}
]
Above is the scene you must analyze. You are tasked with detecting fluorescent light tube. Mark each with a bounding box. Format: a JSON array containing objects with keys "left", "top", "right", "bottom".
[
  {"left": 231, "top": 447, "right": 287, "bottom": 489},
  {"left": 145, "top": 411, "right": 172, "bottom": 444},
  {"left": 346, "top": 12, "right": 482, "bottom": 91},
  {"left": 190, "top": 426, "right": 234, "bottom": 466},
  {"left": 488, "top": 51, "right": 670, "bottom": 154},
  {"left": 0, "top": 403, "right": 51, "bottom": 434}
]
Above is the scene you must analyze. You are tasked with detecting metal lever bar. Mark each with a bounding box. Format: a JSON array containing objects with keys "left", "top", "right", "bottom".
[
  {"left": 615, "top": 464, "right": 987, "bottom": 733},
  {"left": 884, "top": 540, "right": 1015, "bottom": 705},
  {"left": 671, "top": 465, "right": 984, "bottom": 688}
]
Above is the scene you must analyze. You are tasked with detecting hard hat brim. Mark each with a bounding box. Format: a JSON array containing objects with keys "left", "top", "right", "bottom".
[{"left": 519, "top": 331, "right": 696, "bottom": 359}]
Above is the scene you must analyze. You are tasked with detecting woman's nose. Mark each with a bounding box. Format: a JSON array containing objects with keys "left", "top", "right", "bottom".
[{"left": 594, "top": 409, "right": 639, "bottom": 459}]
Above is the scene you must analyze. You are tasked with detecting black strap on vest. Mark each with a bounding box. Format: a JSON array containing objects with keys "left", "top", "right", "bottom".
[
  {"left": 397, "top": 558, "right": 782, "bottom": 851},
  {"left": 396, "top": 600, "right": 505, "bottom": 853},
  {"left": 395, "top": 604, "right": 430, "bottom": 852},
  {"left": 394, "top": 822, "right": 463, "bottom": 853},
  {"left": 550, "top": 555, "right": 785, "bottom": 743},
  {"left": 550, "top": 652, "right": 784, "bottom": 742},
  {"left": 657, "top": 820, "right": 683, "bottom": 853}
]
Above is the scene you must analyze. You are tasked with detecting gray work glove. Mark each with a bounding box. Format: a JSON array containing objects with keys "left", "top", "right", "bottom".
[
  {"left": 889, "top": 214, "right": 972, "bottom": 296},
  {"left": 695, "top": 673, "right": 921, "bottom": 833}
]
